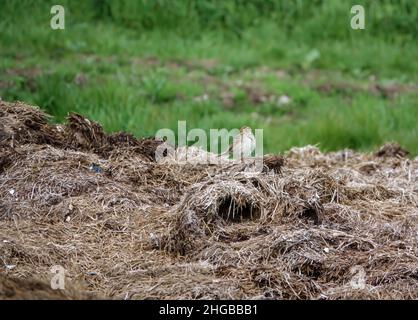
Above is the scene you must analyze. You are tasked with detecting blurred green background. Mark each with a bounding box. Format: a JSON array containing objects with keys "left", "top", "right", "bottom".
[{"left": 1, "top": 0, "right": 417, "bottom": 155}]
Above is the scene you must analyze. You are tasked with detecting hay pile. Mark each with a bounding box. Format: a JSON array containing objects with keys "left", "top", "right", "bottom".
[{"left": 0, "top": 100, "right": 417, "bottom": 299}]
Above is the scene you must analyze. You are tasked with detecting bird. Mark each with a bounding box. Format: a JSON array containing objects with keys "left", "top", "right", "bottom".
[{"left": 220, "top": 126, "right": 256, "bottom": 160}]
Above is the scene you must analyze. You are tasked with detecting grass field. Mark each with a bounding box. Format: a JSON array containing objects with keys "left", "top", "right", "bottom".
[{"left": 1, "top": 0, "right": 417, "bottom": 155}]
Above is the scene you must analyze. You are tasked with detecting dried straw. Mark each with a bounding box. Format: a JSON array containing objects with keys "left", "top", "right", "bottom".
[{"left": 0, "top": 101, "right": 417, "bottom": 299}]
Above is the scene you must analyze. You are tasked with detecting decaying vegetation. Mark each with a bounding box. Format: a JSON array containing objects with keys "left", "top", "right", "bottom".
[{"left": 0, "top": 101, "right": 417, "bottom": 299}]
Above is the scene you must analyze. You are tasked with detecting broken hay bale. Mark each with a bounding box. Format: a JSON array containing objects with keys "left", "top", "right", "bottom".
[
  {"left": 0, "top": 100, "right": 64, "bottom": 147},
  {"left": 65, "top": 113, "right": 108, "bottom": 151},
  {"left": 270, "top": 169, "right": 341, "bottom": 224},
  {"left": 1, "top": 99, "right": 418, "bottom": 300},
  {"left": 178, "top": 180, "right": 264, "bottom": 222},
  {"left": 65, "top": 113, "right": 163, "bottom": 160},
  {"left": 374, "top": 142, "right": 410, "bottom": 158},
  {"left": 165, "top": 179, "right": 264, "bottom": 255},
  {"left": 0, "top": 146, "right": 104, "bottom": 212},
  {"left": 0, "top": 145, "right": 158, "bottom": 221},
  {"left": 165, "top": 168, "right": 346, "bottom": 256},
  {"left": 0, "top": 101, "right": 163, "bottom": 161}
]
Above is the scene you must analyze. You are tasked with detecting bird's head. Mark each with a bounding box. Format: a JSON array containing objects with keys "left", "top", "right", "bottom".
[{"left": 240, "top": 126, "right": 252, "bottom": 134}]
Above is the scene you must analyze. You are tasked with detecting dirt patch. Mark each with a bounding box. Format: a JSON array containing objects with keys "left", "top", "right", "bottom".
[
  {"left": 316, "top": 81, "right": 418, "bottom": 99},
  {"left": 0, "top": 101, "right": 417, "bottom": 299},
  {"left": 131, "top": 56, "right": 219, "bottom": 72},
  {"left": 1, "top": 67, "right": 43, "bottom": 92}
]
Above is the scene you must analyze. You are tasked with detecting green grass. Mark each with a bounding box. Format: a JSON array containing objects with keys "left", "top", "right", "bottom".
[{"left": 0, "top": 0, "right": 417, "bottom": 155}]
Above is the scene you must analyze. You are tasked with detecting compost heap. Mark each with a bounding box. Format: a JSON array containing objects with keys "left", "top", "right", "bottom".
[{"left": 0, "top": 100, "right": 417, "bottom": 300}]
